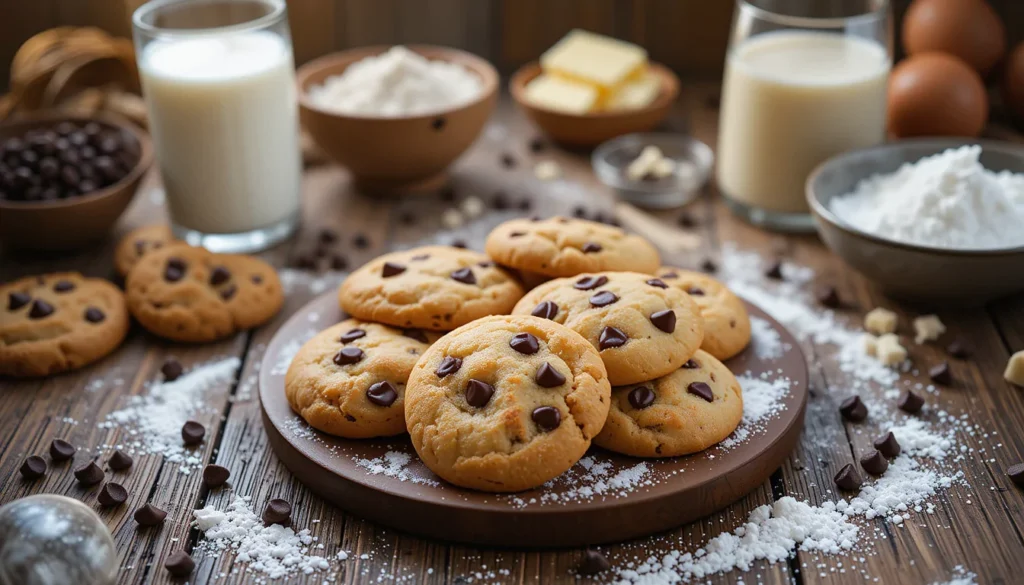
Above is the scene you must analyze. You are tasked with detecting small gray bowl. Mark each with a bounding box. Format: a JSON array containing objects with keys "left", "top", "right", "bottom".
[{"left": 807, "top": 138, "right": 1024, "bottom": 306}]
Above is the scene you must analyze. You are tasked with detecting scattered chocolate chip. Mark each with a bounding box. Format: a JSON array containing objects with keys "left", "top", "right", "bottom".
[
  {"left": 765, "top": 260, "right": 784, "bottom": 280},
  {"left": 20, "top": 456, "right": 46, "bottom": 479},
  {"left": 686, "top": 286, "right": 705, "bottom": 296},
  {"left": 860, "top": 450, "right": 889, "bottom": 476},
  {"left": 834, "top": 463, "right": 863, "bottom": 491},
  {"left": 164, "top": 550, "right": 195, "bottom": 577},
  {"left": 817, "top": 286, "right": 841, "bottom": 308},
  {"left": 465, "top": 379, "right": 495, "bottom": 407},
  {"left": 381, "top": 262, "right": 406, "bottom": 277},
  {"left": 108, "top": 450, "right": 133, "bottom": 471},
  {"left": 947, "top": 338, "right": 971, "bottom": 359},
  {"left": 578, "top": 549, "right": 611, "bottom": 575},
  {"left": 898, "top": 390, "right": 924, "bottom": 414},
  {"left": 432, "top": 117, "right": 446, "bottom": 131},
  {"left": 293, "top": 254, "right": 316, "bottom": 270},
  {"left": 1008, "top": 463, "right": 1024, "bottom": 489},
  {"left": 209, "top": 266, "right": 231, "bottom": 286},
  {"left": 535, "top": 363, "right": 566, "bottom": 387},
  {"left": 330, "top": 255, "right": 349, "bottom": 270},
  {"left": 492, "top": 192, "right": 509, "bottom": 209},
  {"left": 518, "top": 198, "right": 532, "bottom": 211},
  {"left": 648, "top": 309, "right": 677, "bottom": 333},
  {"left": 74, "top": 461, "right": 105, "bottom": 485},
  {"left": 352, "top": 233, "right": 370, "bottom": 249},
  {"left": 262, "top": 498, "right": 292, "bottom": 525},
  {"left": 677, "top": 212, "right": 696, "bottom": 228},
  {"left": 646, "top": 278, "right": 668, "bottom": 289},
  {"left": 84, "top": 307, "right": 105, "bottom": 323},
  {"left": 529, "top": 137, "right": 545, "bottom": 153},
  {"left": 161, "top": 359, "right": 183, "bottom": 382},
  {"left": 572, "top": 206, "right": 587, "bottom": 218},
  {"left": 134, "top": 503, "right": 167, "bottom": 526},
  {"left": 98, "top": 482, "right": 128, "bottom": 507},
  {"left": 531, "top": 406, "right": 561, "bottom": 431},
  {"left": 873, "top": 431, "right": 902, "bottom": 459},
  {"left": 318, "top": 228, "right": 337, "bottom": 244},
  {"left": 436, "top": 356, "right": 463, "bottom": 378},
  {"left": 687, "top": 381, "right": 714, "bottom": 402},
  {"left": 165, "top": 257, "right": 186, "bottom": 282},
  {"left": 929, "top": 361, "right": 952, "bottom": 385},
  {"left": 451, "top": 239, "right": 468, "bottom": 249},
  {"left": 339, "top": 328, "right": 366, "bottom": 344},
  {"left": 439, "top": 186, "right": 456, "bottom": 202},
  {"left": 531, "top": 300, "right": 559, "bottom": 320},
  {"left": 219, "top": 284, "right": 237, "bottom": 300},
  {"left": 500, "top": 153, "right": 516, "bottom": 168},
  {"left": 333, "top": 347, "right": 365, "bottom": 365},
  {"left": 8, "top": 292, "right": 30, "bottom": 311},
  {"left": 203, "top": 464, "right": 230, "bottom": 487},
  {"left": 700, "top": 258, "right": 717, "bottom": 273},
  {"left": 40, "top": 440, "right": 70, "bottom": 467},
  {"left": 28, "top": 299, "right": 54, "bottom": 319},
  {"left": 582, "top": 242, "right": 602, "bottom": 253},
  {"left": 628, "top": 386, "right": 656, "bottom": 410},
  {"left": 598, "top": 326, "right": 628, "bottom": 350},
  {"left": 366, "top": 381, "right": 399, "bottom": 406},
  {"left": 510, "top": 332, "right": 540, "bottom": 355},
  {"left": 574, "top": 275, "right": 608, "bottom": 290},
  {"left": 590, "top": 291, "right": 618, "bottom": 307},
  {"left": 403, "top": 329, "right": 429, "bottom": 343},
  {"left": 839, "top": 395, "right": 868, "bottom": 422},
  {"left": 181, "top": 421, "right": 205, "bottom": 445},
  {"left": 451, "top": 267, "right": 476, "bottom": 285},
  {"left": 681, "top": 359, "right": 700, "bottom": 369},
  {"left": 53, "top": 280, "right": 75, "bottom": 293}
]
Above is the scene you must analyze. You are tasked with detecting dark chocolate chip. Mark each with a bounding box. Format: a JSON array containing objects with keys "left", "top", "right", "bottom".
[
  {"left": 650, "top": 310, "right": 676, "bottom": 333},
  {"left": 251, "top": 274, "right": 263, "bottom": 284},
  {"left": 860, "top": 450, "right": 889, "bottom": 476},
  {"left": 451, "top": 267, "right": 476, "bottom": 285},
  {"left": 947, "top": 338, "right": 971, "bottom": 359},
  {"left": 203, "top": 464, "right": 230, "bottom": 487},
  {"left": 219, "top": 284, "right": 237, "bottom": 300},
  {"left": 108, "top": 450, "right": 133, "bottom": 471},
  {"left": 535, "top": 363, "right": 566, "bottom": 387},
  {"left": 162, "top": 359, "right": 184, "bottom": 382},
  {"left": 28, "top": 299, "right": 54, "bottom": 319},
  {"left": 164, "top": 550, "right": 195, "bottom": 577},
  {"left": 834, "top": 463, "right": 863, "bottom": 491},
  {"left": 20, "top": 456, "right": 46, "bottom": 479},
  {"left": 318, "top": 228, "right": 337, "bottom": 244},
  {"left": 646, "top": 278, "right": 667, "bottom": 289},
  {"left": 491, "top": 192, "right": 509, "bottom": 209},
  {"left": 352, "top": 233, "right": 370, "bottom": 249},
  {"left": 209, "top": 266, "right": 231, "bottom": 286},
  {"left": 510, "top": 332, "right": 540, "bottom": 355},
  {"left": 839, "top": 395, "right": 868, "bottom": 422},
  {"left": 450, "top": 239, "right": 468, "bottom": 249},
  {"left": 765, "top": 260, "right": 784, "bottom": 280},
  {"left": 333, "top": 347, "right": 365, "bottom": 366},
  {"left": 578, "top": 549, "right": 611, "bottom": 575},
  {"left": 500, "top": 153, "right": 516, "bottom": 168},
  {"left": 262, "top": 498, "right": 292, "bottom": 525},
  {"left": 166, "top": 257, "right": 187, "bottom": 280},
  {"left": 817, "top": 286, "right": 841, "bottom": 308},
  {"left": 340, "top": 328, "right": 366, "bottom": 344},
  {"left": 682, "top": 359, "right": 700, "bottom": 369},
  {"left": 628, "top": 386, "right": 656, "bottom": 410},
  {"left": 45, "top": 439, "right": 75, "bottom": 464},
  {"left": 1009, "top": 463, "right": 1024, "bottom": 489},
  {"left": 574, "top": 275, "right": 608, "bottom": 290},
  {"left": 436, "top": 356, "right": 463, "bottom": 378},
  {"left": 403, "top": 328, "right": 429, "bottom": 343},
  {"left": 8, "top": 292, "right": 30, "bottom": 311},
  {"left": 181, "top": 421, "right": 205, "bottom": 445},
  {"left": 873, "top": 431, "right": 902, "bottom": 459},
  {"left": 590, "top": 291, "right": 618, "bottom": 307},
  {"left": 531, "top": 300, "right": 559, "bottom": 320},
  {"left": 519, "top": 198, "right": 533, "bottom": 211},
  {"left": 74, "top": 461, "right": 105, "bottom": 485},
  {"left": 700, "top": 258, "right": 717, "bottom": 273},
  {"left": 677, "top": 212, "right": 696, "bottom": 228},
  {"left": 929, "top": 361, "right": 952, "bottom": 385},
  {"left": 134, "top": 503, "right": 167, "bottom": 526},
  {"left": 330, "top": 255, "right": 349, "bottom": 270},
  {"left": 439, "top": 186, "right": 456, "bottom": 202},
  {"left": 531, "top": 406, "right": 561, "bottom": 431},
  {"left": 98, "top": 482, "right": 128, "bottom": 507},
  {"left": 898, "top": 390, "right": 924, "bottom": 414},
  {"left": 465, "top": 379, "right": 495, "bottom": 407},
  {"left": 582, "top": 242, "right": 602, "bottom": 253},
  {"left": 432, "top": 117, "right": 446, "bottom": 130},
  {"left": 366, "top": 381, "right": 398, "bottom": 406},
  {"left": 598, "top": 326, "right": 628, "bottom": 350},
  {"left": 687, "top": 381, "right": 714, "bottom": 402},
  {"left": 572, "top": 206, "right": 587, "bottom": 218},
  {"left": 293, "top": 254, "right": 316, "bottom": 270},
  {"left": 382, "top": 262, "right": 406, "bottom": 277},
  {"left": 686, "top": 286, "right": 705, "bottom": 296},
  {"left": 84, "top": 307, "right": 105, "bottom": 323},
  {"left": 529, "top": 137, "right": 546, "bottom": 152},
  {"left": 53, "top": 280, "right": 75, "bottom": 293}
]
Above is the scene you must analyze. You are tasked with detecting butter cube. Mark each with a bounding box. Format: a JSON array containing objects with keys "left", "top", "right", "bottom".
[
  {"left": 913, "top": 314, "right": 946, "bottom": 344},
  {"left": 876, "top": 333, "right": 907, "bottom": 367},
  {"left": 541, "top": 29, "right": 647, "bottom": 93},
  {"left": 523, "top": 74, "right": 597, "bottom": 115},
  {"left": 606, "top": 72, "right": 661, "bottom": 111},
  {"left": 865, "top": 307, "right": 898, "bottom": 335},
  {"left": 1005, "top": 350, "right": 1024, "bottom": 386}
]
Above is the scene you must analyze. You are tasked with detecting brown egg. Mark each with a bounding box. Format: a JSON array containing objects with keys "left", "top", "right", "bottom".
[
  {"left": 1002, "top": 41, "right": 1024, "bottom": 123},
  {"left": 888, "top": 53, "right": 988, "bottom": 138},
  {"left": 903, "top": 0, "right": 1006, "bottom": 76}
]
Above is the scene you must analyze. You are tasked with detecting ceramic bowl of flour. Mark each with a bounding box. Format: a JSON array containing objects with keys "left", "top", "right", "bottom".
[{"left": 807, "top": 138, "right": 1024, "bottom": 305}]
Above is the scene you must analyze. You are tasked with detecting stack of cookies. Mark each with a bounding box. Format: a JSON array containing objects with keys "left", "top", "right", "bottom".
[{"left": 285, "top": 217, "right": 754, "bottom": 493}]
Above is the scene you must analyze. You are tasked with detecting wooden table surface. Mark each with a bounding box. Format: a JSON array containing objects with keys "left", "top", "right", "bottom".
[{"left": 2, "top": 83, "right": 1023, "bottom": 585}]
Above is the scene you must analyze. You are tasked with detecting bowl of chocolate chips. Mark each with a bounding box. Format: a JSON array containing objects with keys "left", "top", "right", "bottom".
[{"left": 0, "top": 114, "right": 152, "bottom": 251}]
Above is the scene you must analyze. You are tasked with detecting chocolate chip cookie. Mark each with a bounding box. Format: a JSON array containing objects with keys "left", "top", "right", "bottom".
[
  {"left": 404, "top": 315, "right": 610, "bottom": 492},
  {"left": 115, "top": 224, "right": 175, "bottom": 277},
  {"left": 1, "top": 273, "right": 129, "bottom": 377},
  {"left": 286, "top": 319, "right": 439, "bottom": 438},
  {"left": 594, "top": 350, "right": 743, "bottom": 457},
  {"left": 512, "top": 272, "right": 704, "bottom": 386},
  {"left": 484, "top": 217, "right": 661, "bottom": 278},
  {"left": 657, "top": 268, "right": 751, "bottom": 360},
  {"left": 338, "top": 246, "right": 525, "bottom": 331},
  {"left": 125, "top": 244, "right": 283, "bottom": 342}
]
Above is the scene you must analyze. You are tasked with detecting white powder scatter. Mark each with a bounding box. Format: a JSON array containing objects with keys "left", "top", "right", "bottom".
[
  {"left": 507, "top": 457, "right": 653, "bottom": 507},
  {"left": 719, "top": 373, "right": 791, "bottom": 450},
  {"left": 279, "top": 269, "right": 343, "bottom": 296},
  {"left": 749, "top": 317, "right": 789, "bottom": 360},
  {"left": 930, "top": 565, "right": 977, "bottom": 585},
  {"left": 829, "top": 145, "right": 1024, "bottom": 250},
  {"left": 271, "top": 329, "right": 317, "bottom": 375},
  {"left": 890, "top": 417, "right": 954, "bottom": 460},
  {"left": 837, "top": 456, "right": 961, "bottom": 523},
  {"left": 354, "top": 450, "right": 439, "bottom": 486}
]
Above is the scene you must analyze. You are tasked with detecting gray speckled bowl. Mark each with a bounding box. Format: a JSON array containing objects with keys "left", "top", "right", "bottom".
[{"left": 807, "top": 139, "right": 1024, "bottom": 306}]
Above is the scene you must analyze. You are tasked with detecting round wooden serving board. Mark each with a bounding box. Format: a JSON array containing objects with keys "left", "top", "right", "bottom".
[{"left": 260, "top": 291, "right": 808, "bottom": 547}]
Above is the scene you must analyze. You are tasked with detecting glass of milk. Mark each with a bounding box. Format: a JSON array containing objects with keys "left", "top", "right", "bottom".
[
  {"left": 133, "top": 0, "right": 301, "bottom": 252},
  {"left": 716, "top": 0, "right": 892, "bottom": 232}
]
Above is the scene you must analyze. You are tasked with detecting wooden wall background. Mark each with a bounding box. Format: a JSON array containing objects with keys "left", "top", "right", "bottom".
[{"left": 2, "top": 0, "right": 1023, "bottom": 92}]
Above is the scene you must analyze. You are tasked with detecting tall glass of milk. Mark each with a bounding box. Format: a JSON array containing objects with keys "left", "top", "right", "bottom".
[
  {"left": 133, "top": 0, "right": 301, "bottom": 252},
  {"left": 716, "top": 0, "right": 892, "bottom": 232}
]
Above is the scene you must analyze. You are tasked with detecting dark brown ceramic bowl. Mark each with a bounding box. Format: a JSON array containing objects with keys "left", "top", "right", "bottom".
[
  {"left": 297, "top": 45, "right": 498, "bottom": 193},
  {"left": 510, "top": 61, "right": 680, "bottom": 148},
  {"left": 0, "top": 113, "right": 153, "bottom": 252},
  {"left": 807, "top": 138, "right": 1024, "bottom": 305}
]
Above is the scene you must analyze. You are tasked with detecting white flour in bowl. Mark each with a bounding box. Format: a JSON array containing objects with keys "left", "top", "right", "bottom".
[{"left": 828, "top": 145, "right": 1024, "bottom": 250}]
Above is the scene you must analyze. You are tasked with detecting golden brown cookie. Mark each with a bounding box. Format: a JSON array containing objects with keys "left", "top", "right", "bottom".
[
  {"left": 338, "top": 246, "right": 525, "bottom": 331},
  {"left": 114, "top": 224, "right": 175, "bottom": 277},
  {"left": 484, "top": 216, "right": 661, "bottom": 278},
  {"left": 0, "top": 272, "right": 129, "bottom": 377},
  {"left": 404, "top": 315, "right": 610, "bottom": 492},
  {"left": 594, "top": 350, "right": 743, "bottom": 457},
  {"left": 286, "top": 319, "right": 439, "bottom": 438},
  {"left": 657, "top": 268, "right": 751, "bottom": 360},
  {"left": 512, "top": 272, "right": 704, "bottom": 386},
  {"left": 125, "top": 244, "right": 283, "bottom": 343}
]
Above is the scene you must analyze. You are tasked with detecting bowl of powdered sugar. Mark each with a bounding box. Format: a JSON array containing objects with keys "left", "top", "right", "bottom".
[{"left": 807, "top": 139, "right": 1024, "bottom": 304}]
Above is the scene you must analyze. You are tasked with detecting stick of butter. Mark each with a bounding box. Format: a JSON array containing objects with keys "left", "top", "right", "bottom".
[
  {"left": 523, "top": 74, "right": 597, "bottom": 115},
  {"left": 541, "top": 29, "right": 647, "bottom": 99}
]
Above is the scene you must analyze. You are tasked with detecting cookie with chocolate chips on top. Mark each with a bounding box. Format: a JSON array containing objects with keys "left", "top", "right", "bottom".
[
  {"left": 114, "top": 224, "right": 176, "bottom": 277},
  {"left": 595, "top": 350, "right": 743, "bottom": 457},
  {"left": 656, "top": 268, "right": 751, "bottom": 360},
  {"left": 338, "top": 246, "right": 525, "bottom": 331},
  {"left": 485, "top": 216, "right": 660, "bottom": 278},
  {"left": 404, "top": 315, "right": 610, "bottom": 492},
  {"left": 0, "top": 272, "right": 129, "bottom": 377},
  {"left": 125, "top": 244, "right": 283, "bottom": 342},
  {"left": 512, "top": 272, "right": 704, "bottom": 386},
  {"left": 286, "top": 319, "right": 439, "bottom": 438}
]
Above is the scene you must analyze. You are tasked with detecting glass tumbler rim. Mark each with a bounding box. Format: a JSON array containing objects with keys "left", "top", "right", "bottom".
[
  {"left": 735, "top": 0, "right": 889, "bottom": 29},
  {"left": 132, "top": 0, "right": 287, "bottom": 38}
]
